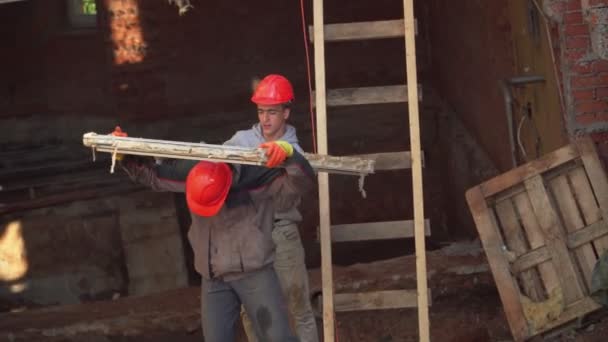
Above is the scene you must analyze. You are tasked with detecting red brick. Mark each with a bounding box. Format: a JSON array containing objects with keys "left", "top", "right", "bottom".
[
  {"left": 575, "top": 112, "right": 608, "bottom": 125},
  {"left": 589, "top": 0, "right": 608, "bottom": 8},
  {"left": 571, "top": 75, "right": 608, "bottom": 88},
  {"left": 597, "top": 87, "right": 608, "bottom": 98},
  {"left": 575, "top": 100, "right": 608, "bottom": 113},
  {"left": 573, "top": 89, "right": 595, "bottom": 101},
  {"left": 564, "top": 11, "right": 584, "bottom": 24},
  {"left": 568, "top": 0, "right": 583, "bottom": 10},
  {"left": 591, "top": 132, "right": 608, "bottom": 143},
  {"left": 565, "top": 23, "right": 589, "bottom": 36},
  {"left": 565, "top": 49, "right": 586, "bottom": 61},
  {"left": 593, "top": 60, "right": 608, "bottom": 72},
  {"left": 566, "top": 36, "right": 590, "bottom": 49},
  {"left": 572, "top": 62, "right": 593, "bottom": 73}
]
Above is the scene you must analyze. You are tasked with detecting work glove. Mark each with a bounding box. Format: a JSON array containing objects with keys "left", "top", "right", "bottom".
[
  {"left": 259, "top": 140, "right": 294, "bottom": 168},
  {"left": 109, "top": 126, "right": 128, "bottom": 161}
]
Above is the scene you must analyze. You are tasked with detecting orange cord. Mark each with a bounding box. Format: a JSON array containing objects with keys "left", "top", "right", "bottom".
[{"left": 300, "top": 0, "right": 317, "bottom": 154}]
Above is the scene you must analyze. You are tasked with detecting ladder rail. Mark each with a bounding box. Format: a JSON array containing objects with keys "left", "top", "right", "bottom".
[
  {"left": 403, "top": 0, "right": 430, "bottom": 341},
  {"left": 312, "top": 0, "right": 336, "bottom": 341}
]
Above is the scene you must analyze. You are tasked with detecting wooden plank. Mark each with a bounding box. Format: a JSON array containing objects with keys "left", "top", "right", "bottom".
[
  {"left": 576, "top": 137, "right": 608, "bottom": 221},
  {"left": 330, "top": 219, "right": 431, "bottom": 242},
  {"left": 333, "top": 289, "right": 427, "bottom": 312},
  {"left": 312, "top": 0, "right": 335, "bottom": 340},
  {"left": 511, "top": 246, "right": 551, "bottom": 273},
  {"left": 466, "top": 186, "right": 529, "bottom": 341},
  {"left": 86, "top": 134, "right": 375, "bottom": 176},
  {"left": 534, "top": 297, "right": 601, "bottom": 337},
  {"left": 308, "top": 19, "right": 418, "bottom": 42},
  {"left": 524, "top": 175, "right": 585, "bottom": 304},
  {"left": 0, "top": 183, "right": 141, "bottom": 215},
  {"left": 312, "top": 85, "right": 422, "bottom": 107},
  {"left": 403, "top": 1, "right": 429, "bottom": 340},
  {"left": 572, "top": 139, "right": 608, "bottom": 254},
  {"left": 495, "top": 200, "right": 544, "bottom": 300},
  {"left": 350, "top": 151, "right": 422, "bottom": 170},
  {"left": 549, "top": 176, "right": 596, "bottom": 289},
  {"left": 513, "top": 192, "right": 561, "bottom": 294},
  {"left": 568, "top": 167, "right": 608, "bottom": 254},
  {"left": 478, "top": 145, "right": 578, "bottom": 197},
  {"left": 567, "top": 220, "right": 608, "bottom": 248}
]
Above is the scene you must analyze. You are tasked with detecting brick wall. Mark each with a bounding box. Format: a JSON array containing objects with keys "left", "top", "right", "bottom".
[{"left": 543, "top": 0, "right": 608, "bottom": 162}]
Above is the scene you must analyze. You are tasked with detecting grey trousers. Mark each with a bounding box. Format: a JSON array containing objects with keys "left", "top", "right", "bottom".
[
  {"left": 201, "top": 266, "right": 297, "bottom": 342},
  {"left": 242, "top": 224, "right": 319, "bottom": 342}
]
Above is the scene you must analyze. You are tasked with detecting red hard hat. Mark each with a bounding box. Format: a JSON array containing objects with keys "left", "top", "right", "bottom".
[
  {"left": 186, "top": 161, "right": 232, "bottom": 217},
  {"left": 251, "top": 74, "right": 294, "bottom": 105}
]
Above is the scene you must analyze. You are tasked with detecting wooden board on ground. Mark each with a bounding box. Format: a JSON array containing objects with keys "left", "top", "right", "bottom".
[{"left": 465, "top": 137, "right": 608, "bottom": 342}]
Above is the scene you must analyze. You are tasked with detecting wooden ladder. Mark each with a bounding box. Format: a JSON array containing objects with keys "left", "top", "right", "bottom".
[{"left": 310, "top": 0, "right": 430, "bottom": 341}]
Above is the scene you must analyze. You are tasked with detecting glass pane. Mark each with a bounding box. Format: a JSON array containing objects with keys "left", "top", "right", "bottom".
[{"left": 82, "top": 0, "right": 97, "bottom": 15}]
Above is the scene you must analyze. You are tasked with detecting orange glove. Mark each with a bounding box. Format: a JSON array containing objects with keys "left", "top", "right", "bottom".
[
  {"left": 111, "top": 126, "right": 128, "bottom": 137},
  {"left": 260, "top": 141, "right": 294, "bottom": 168},
  {"left": 109, "top": 126, "right": 128, "bottom": 161}
]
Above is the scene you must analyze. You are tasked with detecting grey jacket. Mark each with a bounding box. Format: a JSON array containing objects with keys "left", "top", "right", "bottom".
[
  {"left": 121, "top": 152, "right": 315, "bottom": 281},
  {"left": 224, "top": 123, "right": 304, "bottom": 225}
]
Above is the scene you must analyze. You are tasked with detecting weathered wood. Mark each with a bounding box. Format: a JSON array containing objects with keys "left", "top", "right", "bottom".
[
  {"left": 0, "top": 183, "right": 141, "bottom": 215},
  {"left": 495, "top": 199, "right": 544, "bottom": 300},
  {"left": 536, "top": 297, "right": 602, "bottom": 336},
  {"left": 330, "top": 289, "right": 428, "bottom": 312},
  {"left": 329, "top": 219, "right": 430, "bottom": 242},
  {"left": 524, "top": 175, "right": 585, "bottom": 303},
  {"left": 351, "top": 151, "right": 425, "bottom": 170},
  {"left": 567, "top": 220, "right": 608, "bottom": 249},
  {"left": 513, "top": 192, "right": 561, "bottom": 294},
  {"left": 308, "top": 19, "right": 417, "bottom": 42},
  {"left": 403, "top": 1, "right": 429, "bottom": 340},
  {"left": 467, "top": 138, "right": 608, "bottom": 341},
  {"left": 466, "top": 187, "right": 529, "bottom": 341},
  {"left": 479, "top": 145, "right": 578, "bottom": 197},
  {"left": 576, "top": 138, "right": 608, "bottom": 221},
  {"left": 511, "top": 246, "right": 551, "bottom": 274},
  {"left": 83, "top": 133, "right": 375, "bottom": 176},
  {"left": 312, "top": 0, "right": 335, "bottom": 340},
  {"left": 0, "top": 160, "right": 99, "bottom": 181},
  {"left": 549, "top": 176, "right": 596, "bottom": 289},
  {"left": 312, "top": 85, "right": 422, "bottom": 107},
  {"left": 1, "top": 169, "right": 112, "bottom": 193},
  {"left": 573, "top": 139, "right": 608, "bottom": 254}
]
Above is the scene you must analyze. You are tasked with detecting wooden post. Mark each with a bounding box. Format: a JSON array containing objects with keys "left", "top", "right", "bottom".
[
  {"left": 403, "top": 0, "right": 430, "bottom": 341},
  {"left": 312, "top": 0, "right": 335, "bottom": 341}
]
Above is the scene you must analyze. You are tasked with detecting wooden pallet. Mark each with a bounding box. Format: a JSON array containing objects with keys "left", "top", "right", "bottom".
[{"left": 466, "top": 137, "right": 607, "bottom": 341}]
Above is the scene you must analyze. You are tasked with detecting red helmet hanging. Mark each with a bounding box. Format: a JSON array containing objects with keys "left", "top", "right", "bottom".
[
  {"left": 186, "top": 161, "right": 232, "bottom": 217},
  {"left": 251, "top": 74, "right": 294, "bottom": 105}
]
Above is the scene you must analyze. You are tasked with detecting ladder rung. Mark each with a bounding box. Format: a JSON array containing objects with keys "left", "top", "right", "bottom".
[
  {"left": 329, "top": 219, "right": 431, "bottom": 242},
  {"left": 350, "top": 151, "right": 425, "bottom": 170},
  {"left": 317, "top": 290, "right": 431, "bottom": 312},
  {"left": 308, "top": 19, "right": 418, "bottom": 42},
  {"left": 313, "top": 85, "right": 423, "bottom": 107}
]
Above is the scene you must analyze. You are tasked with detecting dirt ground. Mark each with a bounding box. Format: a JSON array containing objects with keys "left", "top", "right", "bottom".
[{"left": 1, "top": 243, "right": 608, "bottom": 342}]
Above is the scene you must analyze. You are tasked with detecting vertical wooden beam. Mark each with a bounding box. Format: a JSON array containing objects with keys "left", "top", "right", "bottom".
[
  {"left": 403, "top": 1, "right": 430, "bottom": 341},
  {"left": 312, "top": 0, "right": 335, "bottom": 340}
]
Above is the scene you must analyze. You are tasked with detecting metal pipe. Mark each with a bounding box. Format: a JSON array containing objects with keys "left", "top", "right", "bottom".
[{"left": 500, "top": 75, "right": 545, "bottom": 168}]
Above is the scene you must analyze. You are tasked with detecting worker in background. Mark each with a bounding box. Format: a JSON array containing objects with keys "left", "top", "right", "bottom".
[
  {"left": 115, "top": 127, "right": 314, "bottom": 342},
  {"left": 224, "top": 74, "right": 319, "bottom": 342}
]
